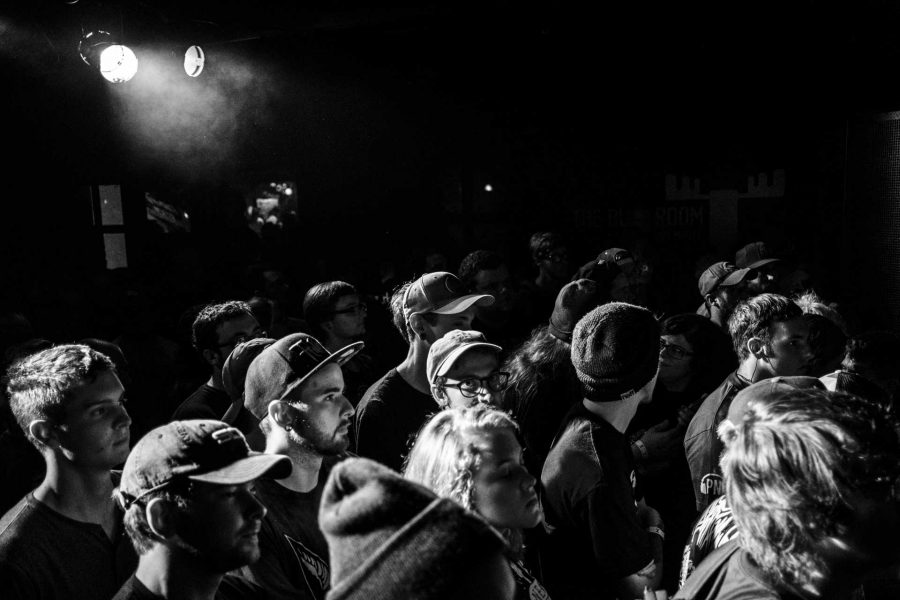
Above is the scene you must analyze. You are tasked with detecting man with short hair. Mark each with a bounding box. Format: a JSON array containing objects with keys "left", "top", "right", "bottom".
[
  {"left": 458, "top": 250, "right": 528, "bottom": 349},
  {"left": 541, "top": 302, "right": 666, "bottom": 600},
  {"left": 302, "top": 281, "right": 376, "bottom": 407},
  {"left": 520, "top": 232, "right": 571, "bottom": 328},
  {"left": 0, "top": 344, "right": 137, "bottom": 600},
  {"left": 684, "top": 293, "right": 811, "bottom": 512},
  {"left": 695, "top": 261, "right": 751, "bottom": 329},
  {"left": 676, "top": 388, "right": 900, "bottom": 600},
  {"left": 173, "top": 301, "right": 263, "bottom": 434},
  {"left": 354, "top": 272, "right": 493, "bottom": 471},
  {"left": 426, "top": 329, "right": 508, "bottom": 410},
  {"left": 238, "top": 332, "right": 363, "bottom": 600},
  {"left": 113, "top": 419, "right": 291, "bottom": 600}
]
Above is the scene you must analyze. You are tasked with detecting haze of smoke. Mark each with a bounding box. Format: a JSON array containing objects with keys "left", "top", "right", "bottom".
[{"left": 108, "top": 46, "right": 280, "bottom": 178}]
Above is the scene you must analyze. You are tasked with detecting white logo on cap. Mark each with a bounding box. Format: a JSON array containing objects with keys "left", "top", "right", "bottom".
[{"left": 212, "top": 427, "right": 243, "bottom": 444}]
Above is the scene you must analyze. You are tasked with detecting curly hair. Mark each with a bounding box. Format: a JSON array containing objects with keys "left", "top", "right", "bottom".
[
  {"left": 6, "top": 344, "right": 116, "bottom": 447},
  {"left": 192, "top": 300, "right": 255, "bottom": 351},
  {"left": 502, "top": 325, "right": 575, "bottom": 416},
  {"left": 719, "top": 388, "right": 900, "bottom": 590},
  {"left": 402, "top": 406, "right": 523, "bottom": 550},
  {"left": 727, "top": 293, "right": 802, "bottom": 360},
  {"left": 457, "top": 250, "right": 505, "bottom": 292}
]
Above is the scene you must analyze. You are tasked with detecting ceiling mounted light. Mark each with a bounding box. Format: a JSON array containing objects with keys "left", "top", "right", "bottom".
[
  {"left": 79, "top": 30, "right": 138, "bottom": 83},
  {"left": 184, "top": 45, "right": 205, "bottom": 77}
]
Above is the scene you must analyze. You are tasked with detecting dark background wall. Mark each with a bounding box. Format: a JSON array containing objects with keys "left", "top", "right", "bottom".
[{"left": 2, "top": 0, "right": 900, "bottom": 339}]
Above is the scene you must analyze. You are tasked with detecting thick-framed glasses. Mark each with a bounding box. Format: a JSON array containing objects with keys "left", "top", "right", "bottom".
[
  {"left": 218, "top": 329, "right": 267, "bottom": 349},
  {"left": 443, "top": 371, "right": 511, "bottom": 398},
  {"left": 659, "top": 339, "right": 694, "bottom": 360},
  {"left": 331, "top": 302, "right": 367, "bottom": 316}
]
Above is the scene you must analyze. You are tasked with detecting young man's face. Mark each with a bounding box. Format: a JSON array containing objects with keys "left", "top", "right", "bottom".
[
  {"left": 178, "top": 480, "right": 267, "bottom": 572},
  {"left": 425, "top": 309, "right": 476, "bottom": 343},
  {"left": 537, "top": 246, "right": 570, "bottom": 281},
  {"left": 290, "top": 363, "right": 354, "bottom": 455},
  {"left": 56, "top": 370, "right": 131, "bottom": 468},
  {"left": 214, "top": 314, "right": 264, "bottom": 365},
  {"left": 744, "top": 265, "right": 780, "bottom": 295},
  {"left": 473, "top": 266, "right": 512, "bottom": 312},
  {"left": 325, "top": 294, "right": 367, "bottom": 342},
  {"left": 439, "top": 349, "right": 503, "bottom": 409},
  {"left": 658, "top": 333, "right": 694, "bottom": 387},
  {"left": 761, "top": 317, "right": 812, "bottom": 377}
]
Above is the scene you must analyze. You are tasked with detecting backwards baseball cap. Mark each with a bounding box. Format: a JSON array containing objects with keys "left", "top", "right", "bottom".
[
  {"left": 223, "top": 337, "right": 277, "bottom": 402},
  {"left": 117, "top": 419, "right": 291, "bottom": 509},
  {"left": 548, "top": 278, "right": 600, "bottom": 343},
  {"left": 698, "top": 261, "right": 752, "bottom": 298},
  {"left": 426, "top": 330, "right": 502, "bottom": 385},
  {"left": 243, "top": 333, "right": 363, "bottom": 420},
  {"left": 725, "top": 375, "right": 825, "bottom": 427},
  {"left": 403, "top": 272, "right": 494, "bottom": 319},
  {"left": 735, "top": 241, "right": 780, "bottom": 270},
  {"left": 320, "top": 457, "right": 511, "bottom": 600}
]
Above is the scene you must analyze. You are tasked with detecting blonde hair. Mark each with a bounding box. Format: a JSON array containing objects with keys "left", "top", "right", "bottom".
[{"left": 403, "top": 406, "right": 524, "bottom": 551}]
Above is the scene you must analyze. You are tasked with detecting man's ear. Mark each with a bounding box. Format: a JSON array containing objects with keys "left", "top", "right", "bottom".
[
  {"left": 267, "top": 400, "right": 297, "bottom": 431},
  {"left": 408, "top": 314, "right": 429, "bottom": 340},
  {"left": 747, "top": 337, "right": 764, "bottom": 358},
  {"left": 146, "top": 497, "right": 179, "bottom": 539},
  {"left": 431, "top": 385, "right": 449, "bottom": 409},
  {"left": 28, "top": 419, "right": 58, "bottom": 448}
]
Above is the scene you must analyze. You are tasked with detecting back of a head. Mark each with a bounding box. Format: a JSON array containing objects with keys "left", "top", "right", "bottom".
[
  {"left": 720, "top": 388, "right": 900, "bottom": 589},
  {"left": 320, "top": 457, "right": 514, "bottom": 600},
  {"left": 728, "top": 293, "right": 802, "bottom": 360}
]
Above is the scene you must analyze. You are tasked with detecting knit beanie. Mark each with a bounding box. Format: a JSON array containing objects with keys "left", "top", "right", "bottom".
[
  {"left": 320, "top": 457, "right": 510, "bottom": 600},
  {"left": 571, "top": 302, "right": 660, "bottom": 401}
]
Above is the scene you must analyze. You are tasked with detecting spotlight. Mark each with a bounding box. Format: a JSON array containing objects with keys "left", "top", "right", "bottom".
[
  {"left": 79, "top": 30, "right": 138, "bottom": 83},
  {"left": 184, "top": 45, "right": 205, "bottom": 77}
]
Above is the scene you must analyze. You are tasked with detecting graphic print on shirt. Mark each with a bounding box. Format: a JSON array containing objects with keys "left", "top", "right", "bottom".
[{"left": 285, "top": 533, "right": 329, "bottom": 600}]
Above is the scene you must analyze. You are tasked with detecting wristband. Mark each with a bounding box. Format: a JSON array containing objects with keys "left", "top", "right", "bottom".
[
  {"left": 633, "top": 439, "right": 649, "bottom": 461},
  {"left": 646, "top": 526, "right": 665, "bottom": 541}
]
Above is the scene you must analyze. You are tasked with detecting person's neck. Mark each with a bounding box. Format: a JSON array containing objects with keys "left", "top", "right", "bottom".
[
  {"left": 396, "top": 342, "right": 432, "bottom": 395},
  {"left": 736, "top": 357, "right": 772, "bottom": 384},
  {"left": 709, "top": 305, "right": 728, "bottom": 329},
  {"left": 323, "top": 335, "right": 352, "bottom": 354},
  {"left": 33, "top": 456, "right": 118, "bottom": 534},
  {"left": 535, "top": 271, "right": 562, "bottom": 290},
  {"left": 265, "top": 435, "right": 324, "bottom": 493},
  {"left": 135, "top": 548, "right": 222, "bottom": 600},
  {"left": 581, "top": 395, "right": 643, "bottom": 433},
  {"left": 206, "top": 369, "right": 224, "bottom": 391}
]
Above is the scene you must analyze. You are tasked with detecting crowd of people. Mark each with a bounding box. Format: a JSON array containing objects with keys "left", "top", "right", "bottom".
[{"left": 0, "top": 231, "right": 899, "bottom": 600}]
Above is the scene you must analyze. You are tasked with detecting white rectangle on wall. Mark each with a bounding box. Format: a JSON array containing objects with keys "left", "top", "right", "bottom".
[{"left": 103, "top": 233, "right": 128, "bottom": 269}]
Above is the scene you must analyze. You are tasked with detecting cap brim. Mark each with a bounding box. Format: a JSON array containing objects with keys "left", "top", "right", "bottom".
[
  {"left": 434, "top": 341, "right": 502, "bottom": 379},
  {"left": 719, "top": 267, "right": 752, "bottom": 287},
  {"left": 745, "top": 258, "right": 780, "bottom": 269},
  {"left": 189, "top": 452, "right": 292, "bottom": 484},
  {"left": 280, "top": 341, "right": 365, "bottom": 401},
  {"left": 430, "top": 294, "right": 494, "bottom": 315}
]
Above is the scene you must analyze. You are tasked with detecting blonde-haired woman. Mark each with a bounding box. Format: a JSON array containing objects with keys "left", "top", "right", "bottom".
[{"left": 403, "top": 405, "right": 551, "bottom": 600}]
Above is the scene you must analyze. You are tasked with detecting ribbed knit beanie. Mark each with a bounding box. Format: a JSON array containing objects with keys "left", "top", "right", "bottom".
[
  {"left": 319, "top": 457, "right": 511, "bottom": 600},
  {"left": 571, "top": 302, "right": 660, "bottom": 401}
]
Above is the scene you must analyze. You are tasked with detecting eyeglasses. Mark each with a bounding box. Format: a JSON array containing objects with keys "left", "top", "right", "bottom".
[
  {"left": 217, "top": 329, "right": 267, "bottom": 349},
  {"left": 659, "top": 339, "right": 694, "bottom": 360},
  {"left": 538, "top": 249, "right": 569, "bottom": 263},
  {"left": 442, "top": 372, "right": 511, "bottom": 398},
  {"left": 331, "top": 302, "right": 367, "bottom": 316}
]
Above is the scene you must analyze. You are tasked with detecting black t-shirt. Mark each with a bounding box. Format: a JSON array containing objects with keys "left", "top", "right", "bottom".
[
  {"left": 0, "top": 493, "right": 137, "bottom": 600},
  {"left": 674, "top": 541, "right": 799, "bottom": 600},
  {"left": 678, "top": 495, "right": 739, "bottom": 588},
  {"left": 113, "top": 573, "right": 268, "bottom": 600},
  {"left": 236, "top": 456, "right": 341, "bottom": 600},
  {"left": 354, "top": 369, "right": 438, "bottom": 472},
  {"left": 172, "top": 384, "right": 257, "bottom": 436},
  {"left": 683, "top": 372, "right": 749, "bottom": 512},
  {"left": 540, "top": 402, "right": 652, "bottom": 600}
]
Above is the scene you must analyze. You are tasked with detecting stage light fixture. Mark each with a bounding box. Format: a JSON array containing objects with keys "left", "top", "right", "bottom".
[
  {"left": 79, "top": 30, "right": 138, "bottom": 83},
  {"left": 184, "top": 45, "right": 205, "bottom": 77}
]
